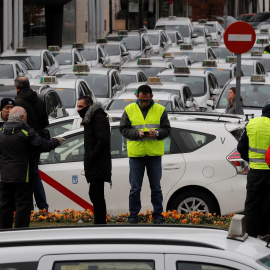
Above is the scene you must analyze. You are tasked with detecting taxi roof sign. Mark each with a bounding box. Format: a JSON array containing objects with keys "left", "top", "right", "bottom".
[
  {"left": 256, "top": 38, "right": 269, "bottom": 44},
  {"left": 118, "top": 30, "right": 128, "bottom": 35},
  {"left": 174, "top": 66, "right": 190, "bottom": 74},
  {"left": 73, "top": 64, "right": 90, "bottom": 72},
  {"left": 96, "top": 38, "right": 107, "bottom": 44},
  {"left": 260, "top": 28, "right": 269, "bottom": 33},
  {"left": 168, "top": 16, "right": 177, "bottom": 20},
  {"left": 147, "top": 77, "right": 162, "bottom": 84},
  {"left": 73, "top": 42, "right": 84, "bottom": 49},
  {"left": 226, "top": 56, "right": 237, "bottom": 63},
  {"left": 251, "top": 50, "right": 262, "bottom": 56},
  {"left": 198, "top": 19, "right": 207, "bottom": 24},
  {"left": 180, "top": 44, "right": 193, "bottom": 50},
  {"left": 105, "top": 64, "right": 121, "bottom": 71},
  {"left": 40, "top": 76, "right": 58, "bottom": 84},
  {"left": 137, "top": 58, "right": 152, "bottom": 65},
  {"left": 208, "top": 40, "right": 219, "bottom": 46},
  {"left": 48, "top": 46, "right": 60, "bottom": 52},
  {"left": 202, "top": 60, "right": 217, "bottom": 67},
  {"left": 16, "top": 47, "right": 27, "bottom": 53},
  {"left": 163, "top": 52, "right": 175, "bottom": 58},
  {"left": 250, "top": 74, "right": 265, "bottom": 82}
]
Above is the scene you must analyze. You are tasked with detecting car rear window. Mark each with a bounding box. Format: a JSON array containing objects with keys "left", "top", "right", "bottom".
[{"left": 0, "top": 262, "right": 38, "bottom": 270}]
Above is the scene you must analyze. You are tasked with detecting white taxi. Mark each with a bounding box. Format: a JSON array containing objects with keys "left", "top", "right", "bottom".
[
  {"left": 0, "top": 47, "right": 59, "bottom": 78},
  {"left": 1, "top": 217, "right": 270, "bottom": 270},
  {"left": 242, "top": 50, "right": 270, "bottom": 72},
  {"left": 29, "top": 75, "right": 96, "bottom": 116},
  {"left": 121, "top": 58, "right": 173, "bottom": 78},
  {"left": 120, "top": 69, "right": 147, "bottom": 86},
  {"left": 124, "top": 77, "right": 198, "bottom": 111},
  {"left": 166, "top": 44, "right": 217, "bottom": 62},
  {"left": 165, "top": 30, "right": 184, "bottom": 47},
  {"left": 207, "top": 41, "right": 233, "bottom": 59},
  {"left": 38, "top": 113, "right": 247, "bottom": 216},
  {"left": 157, "top": 66, "right": 220, "bottom": 111},
  {"left": 192, "top": 23, "right": 212, "bottom": 45}
]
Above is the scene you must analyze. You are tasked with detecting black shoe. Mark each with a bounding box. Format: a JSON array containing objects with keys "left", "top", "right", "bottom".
[
  {"left": 129, "top": 219, "right": 138, "bottom": 224},
  {"left": 153, "top": 218, "right": 165, "bottom": 224}
]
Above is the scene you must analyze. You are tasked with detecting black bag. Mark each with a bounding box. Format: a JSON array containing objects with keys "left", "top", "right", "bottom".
[{"left": 41, "top": 128, "right": 50, "bottom": 140}]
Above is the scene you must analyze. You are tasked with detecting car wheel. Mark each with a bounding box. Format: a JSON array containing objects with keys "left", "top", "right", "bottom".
[{"left": 170, "top": 190, "right": 218, "bottom": 214}]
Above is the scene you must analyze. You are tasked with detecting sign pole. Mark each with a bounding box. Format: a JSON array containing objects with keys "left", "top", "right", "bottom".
[{"left": 235, "top": 54, "right": 241, "bottom": 114}]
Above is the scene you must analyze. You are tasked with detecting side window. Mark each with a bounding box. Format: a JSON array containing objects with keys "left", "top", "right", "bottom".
[
  {"left": 80, "top": 81, "right": 91, "bottom": 97},
  {"left": 177, "top": 262, "right": 236, "bottom": 270},
  {"left": 259, "top": 62, "right": 266, "bottom": 74},
  {"left": 45, "top": 93, "right": 55, "bottom": 116},
  {"left": 0, "top": 262, "right": 38, "bottom": 270},
  {"left": 210, "top": 73, "right": 219, "bottom": 89},
  {"left": 45, "top": 52, "right": 54, "bottom": 66},
  {"left": 171, "top": 128, "right": 216, "bottom": 153},
  {"left": 142, "top": 36, "right": 146, "bottom": 50},
  {"left": 183, "top": 87, "right": 190, "bottom": 102},
  {"left": 208, "top": 74, "right": 215, "bottom": 93},
  {"left": 208, "top": 49, "right": 216, "bottom": 60},
  {"left": 74, "top": 51, "right": 81, "bottom": 64},
  {"left": 111, "top": 127, "right": 127, "bottom": 158},
  {"left": 15, "top": 64, "right": 22, "bottom": 76},
  {"left": 40, "top": 133, "right": 84, "bottom": 164}
]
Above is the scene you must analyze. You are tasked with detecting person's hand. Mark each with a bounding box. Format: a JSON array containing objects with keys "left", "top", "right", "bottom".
[
  {"left": 55, "top": 137, "right": 66, "bottom": 146},
  {"left": 143, "top": 129, "right": 157, "bottom": 138},
  {"left": 139, "top": 130, "right": 146, "bottom": 138}
]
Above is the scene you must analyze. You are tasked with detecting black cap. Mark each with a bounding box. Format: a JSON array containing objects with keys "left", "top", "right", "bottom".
[
  {"left": 0, "top": 98, "right": 15, "bottom": 111},
  {"left": 262, "top": 104, "right": 270, "bottom": 118}
]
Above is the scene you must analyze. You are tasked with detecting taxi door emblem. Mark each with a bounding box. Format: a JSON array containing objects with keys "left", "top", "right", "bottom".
[
  {"left": 220, "top": 137, "right": 226, "bottom": 144},
  {"left": 72, "top": 175, "right": 78, "bottom": 184}
]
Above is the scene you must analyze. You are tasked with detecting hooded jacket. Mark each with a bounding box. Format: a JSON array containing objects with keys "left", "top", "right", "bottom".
[
  {"left": 15, "top": 88, "right": 49, "bottom": 136},
  {"left": 82, "top": 102, "right": 111, "bottom": 183},
  {"left": 0, "top": 118, "right": 59, "bottom": 183}
]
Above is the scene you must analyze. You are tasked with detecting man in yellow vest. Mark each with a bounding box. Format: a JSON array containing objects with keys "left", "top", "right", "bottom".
[
  {"left": 237, "top": 104, "right": 270, "bottom": 239},
  {"left": 119, "top": 85, "right": 171, "bottom": 224}
]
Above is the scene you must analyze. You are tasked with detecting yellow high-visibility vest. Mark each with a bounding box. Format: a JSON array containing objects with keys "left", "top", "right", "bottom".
[
  {"left": 246, "top": 116, "right": 270, "bottom": 169},
  {"left": 125, "top": 102, "right": 165, "bottom": 157}
]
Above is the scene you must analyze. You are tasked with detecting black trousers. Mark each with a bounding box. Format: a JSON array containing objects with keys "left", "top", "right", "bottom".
[
  {"left": 0, "top": 182, "right": 34, "bottom": 229},
  {"left": 88, "top": 180, "right": 107, "bottom": 224},
  {"left": 245, "top": 168, "right": 270, "bottom": 237}
]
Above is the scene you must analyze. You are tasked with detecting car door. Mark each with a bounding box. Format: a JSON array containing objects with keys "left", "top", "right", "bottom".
[{"left": 165, "top": 254, "right": 255, "bottom": 270}]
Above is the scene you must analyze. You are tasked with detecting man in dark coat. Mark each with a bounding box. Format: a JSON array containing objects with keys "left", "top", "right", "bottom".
[
  {"left": 14, "top": 76, "right": 49, "bottom": 211},
  {"left": 77, "top": 96, "right": 111, "bottom": 224},
  {"left": 0, "top": 106, "right": 64, "bottom": 229}
]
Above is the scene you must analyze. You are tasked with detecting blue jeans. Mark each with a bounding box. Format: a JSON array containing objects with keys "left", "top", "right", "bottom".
[
  {"left": 33, "top": 154, "right": 48, "bottom": 211},
  {"left": 129, "top": 156, "right": 163, "bottom": 220}
]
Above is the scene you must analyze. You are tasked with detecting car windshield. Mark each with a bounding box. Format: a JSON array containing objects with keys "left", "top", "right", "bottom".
[
  {"left": 205, "top": 24, "right": 217, "bottom": 33},
  {"left": 122, "top": 67, "right": 165, "bottom": 77},
  {"left": 217, "top": 83, "right": 270, "bottom": 108},
  {"left": 193, "top": 28, "right": 204, "bottom": 36},
  {"left": 121, "top": 75, "right": 136, "bottom": 85},
  {"left": 0, "top": 64, "right": 14, "bottom": 78},
  {"left": 53, "top": 52, "right": 72, "bottom": 65},
  {"left": 156, "top": 25, "right": 190, "bottom": 37},
  {"left": 52, "top": 88, "right": 76, "bottom": 108},
  {"left": 1, "top": 56, "right": 41, "bottom": 70},
  {"left": 159, "top": 75, "right": 206, "bottom": 96},
  {"left": 147, "top": 34, "right": 159, "bottom": 45},
  {"left": 121, "top": 36, "right": 141, "bottom": 50},
  {"left": 79, "top": 49, "right": 97, "bottom": 61},
  {"left": 249, "top": 13, "right": 270, "bottom": 22},
  {"left": 176, "top": 52, "right": 207, "bottom": 62},
  {"left": 107, "top": 98, "right": 172, "bottom": 111},
  {"left": 61, "top": 74, "right": 109, "bottom": 98},
  {"left": 103, "top": 45, "right": 120, "bottom": 56},
  {"left": 126, "top": 87, "right": 181, "bottom": 97},
  {"left": 211, "top": 47, "right": 232, "bottom": 59},
  {"left": 241, "top": 64, "right": 254, "bottom": 76},
  {"left": 167, "top": 33, "right": 175, "bottom": 43},
  {"left": 170, "top": 59, "right": 187, "bottom": 66}
]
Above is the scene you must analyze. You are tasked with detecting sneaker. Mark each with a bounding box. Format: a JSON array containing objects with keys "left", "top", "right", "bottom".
[
  {"left": 129, "top": 219, "right": 138, "bottom": 224},
  {"left": 153, "top": 218, "right": 165, "bottom": 224}
]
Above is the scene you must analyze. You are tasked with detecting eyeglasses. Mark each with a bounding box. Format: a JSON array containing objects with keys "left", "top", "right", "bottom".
[{"left": 138, "top": 99, "right": 151, "bottom": 103}]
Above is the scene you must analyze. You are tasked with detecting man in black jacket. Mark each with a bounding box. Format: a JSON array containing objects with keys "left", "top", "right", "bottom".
[
  {"left": 0, "top": 98, "right": 15, "bottom": 127},
  {"left": 0, "top": 106, "right": 64, "bottom": 229},
  {"left": 77, "top": 96, "right": 111, "bottom": 224},
  {"left": 14, "top": 76, "right": 49, "bottom": 211}
]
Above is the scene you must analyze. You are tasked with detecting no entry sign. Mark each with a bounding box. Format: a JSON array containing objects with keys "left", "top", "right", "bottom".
[{"left": 223, "top": 21, "right": 256, "bottom": 54}]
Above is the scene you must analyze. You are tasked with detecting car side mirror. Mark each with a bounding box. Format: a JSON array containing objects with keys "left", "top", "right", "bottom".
[
  {"left": 206, "top": 33, "right": 212, "bottom": 37},
  {"left": 122, "top": 51, "right": 130, "bottom": 57},
  {"left": 212, "top": 88, "right": 221, "bottom": 95},
  {"left": 185, "top": 100, "right": 193, "bottom": 108},
  {"left": 145, "top": 45, "right": 152, "bottom": 51},
  {"left": 46, "top": 66, "right": 51, "bottom": 72},
  {"left": 177, "top": 39, "right": 184, "bottom": 44},
  {"left": 206, "top": 99, "right": 214, "bottom": 107},
  {"left": 192, "top": 33, "right": 198, "bottom": 38}
]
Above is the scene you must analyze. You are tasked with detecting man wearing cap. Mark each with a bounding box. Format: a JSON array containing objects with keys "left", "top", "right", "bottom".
[
  {"left": 0, "top": 98, "right": 15, "bottom": 127},
  {"left": 237, "top": 104, "right": 270, "bottom": 239},
  {"left": 119, "top": 85, "right": 171, "bottom": 224}
]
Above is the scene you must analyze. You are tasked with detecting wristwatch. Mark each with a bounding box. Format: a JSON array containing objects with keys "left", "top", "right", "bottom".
[{"left": 155, "top": 130, "right": 160, "bottom": 137}]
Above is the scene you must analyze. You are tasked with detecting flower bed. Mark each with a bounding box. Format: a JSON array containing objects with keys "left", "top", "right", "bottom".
[{"left": 30, "top": 209, "right": 234, "bottom": 227}]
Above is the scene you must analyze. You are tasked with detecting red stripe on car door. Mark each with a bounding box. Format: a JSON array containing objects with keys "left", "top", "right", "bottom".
[{"left": 39, "top": 170, "right": 94, "bottom": 211}]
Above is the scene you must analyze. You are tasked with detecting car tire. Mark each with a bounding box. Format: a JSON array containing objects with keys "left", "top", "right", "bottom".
[{"left": 170, "top": 190, "right": 219, "bottom": 214}]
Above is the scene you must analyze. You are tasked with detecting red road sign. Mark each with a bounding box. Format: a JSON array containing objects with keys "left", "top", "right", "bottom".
[{"left": 223, "top": 21, "right": 256, "bottom": 54}]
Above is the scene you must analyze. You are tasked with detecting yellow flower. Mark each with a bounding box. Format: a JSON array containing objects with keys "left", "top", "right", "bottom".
[{"left": 182, "top": 219, "right": 187, "bottom": 224}]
